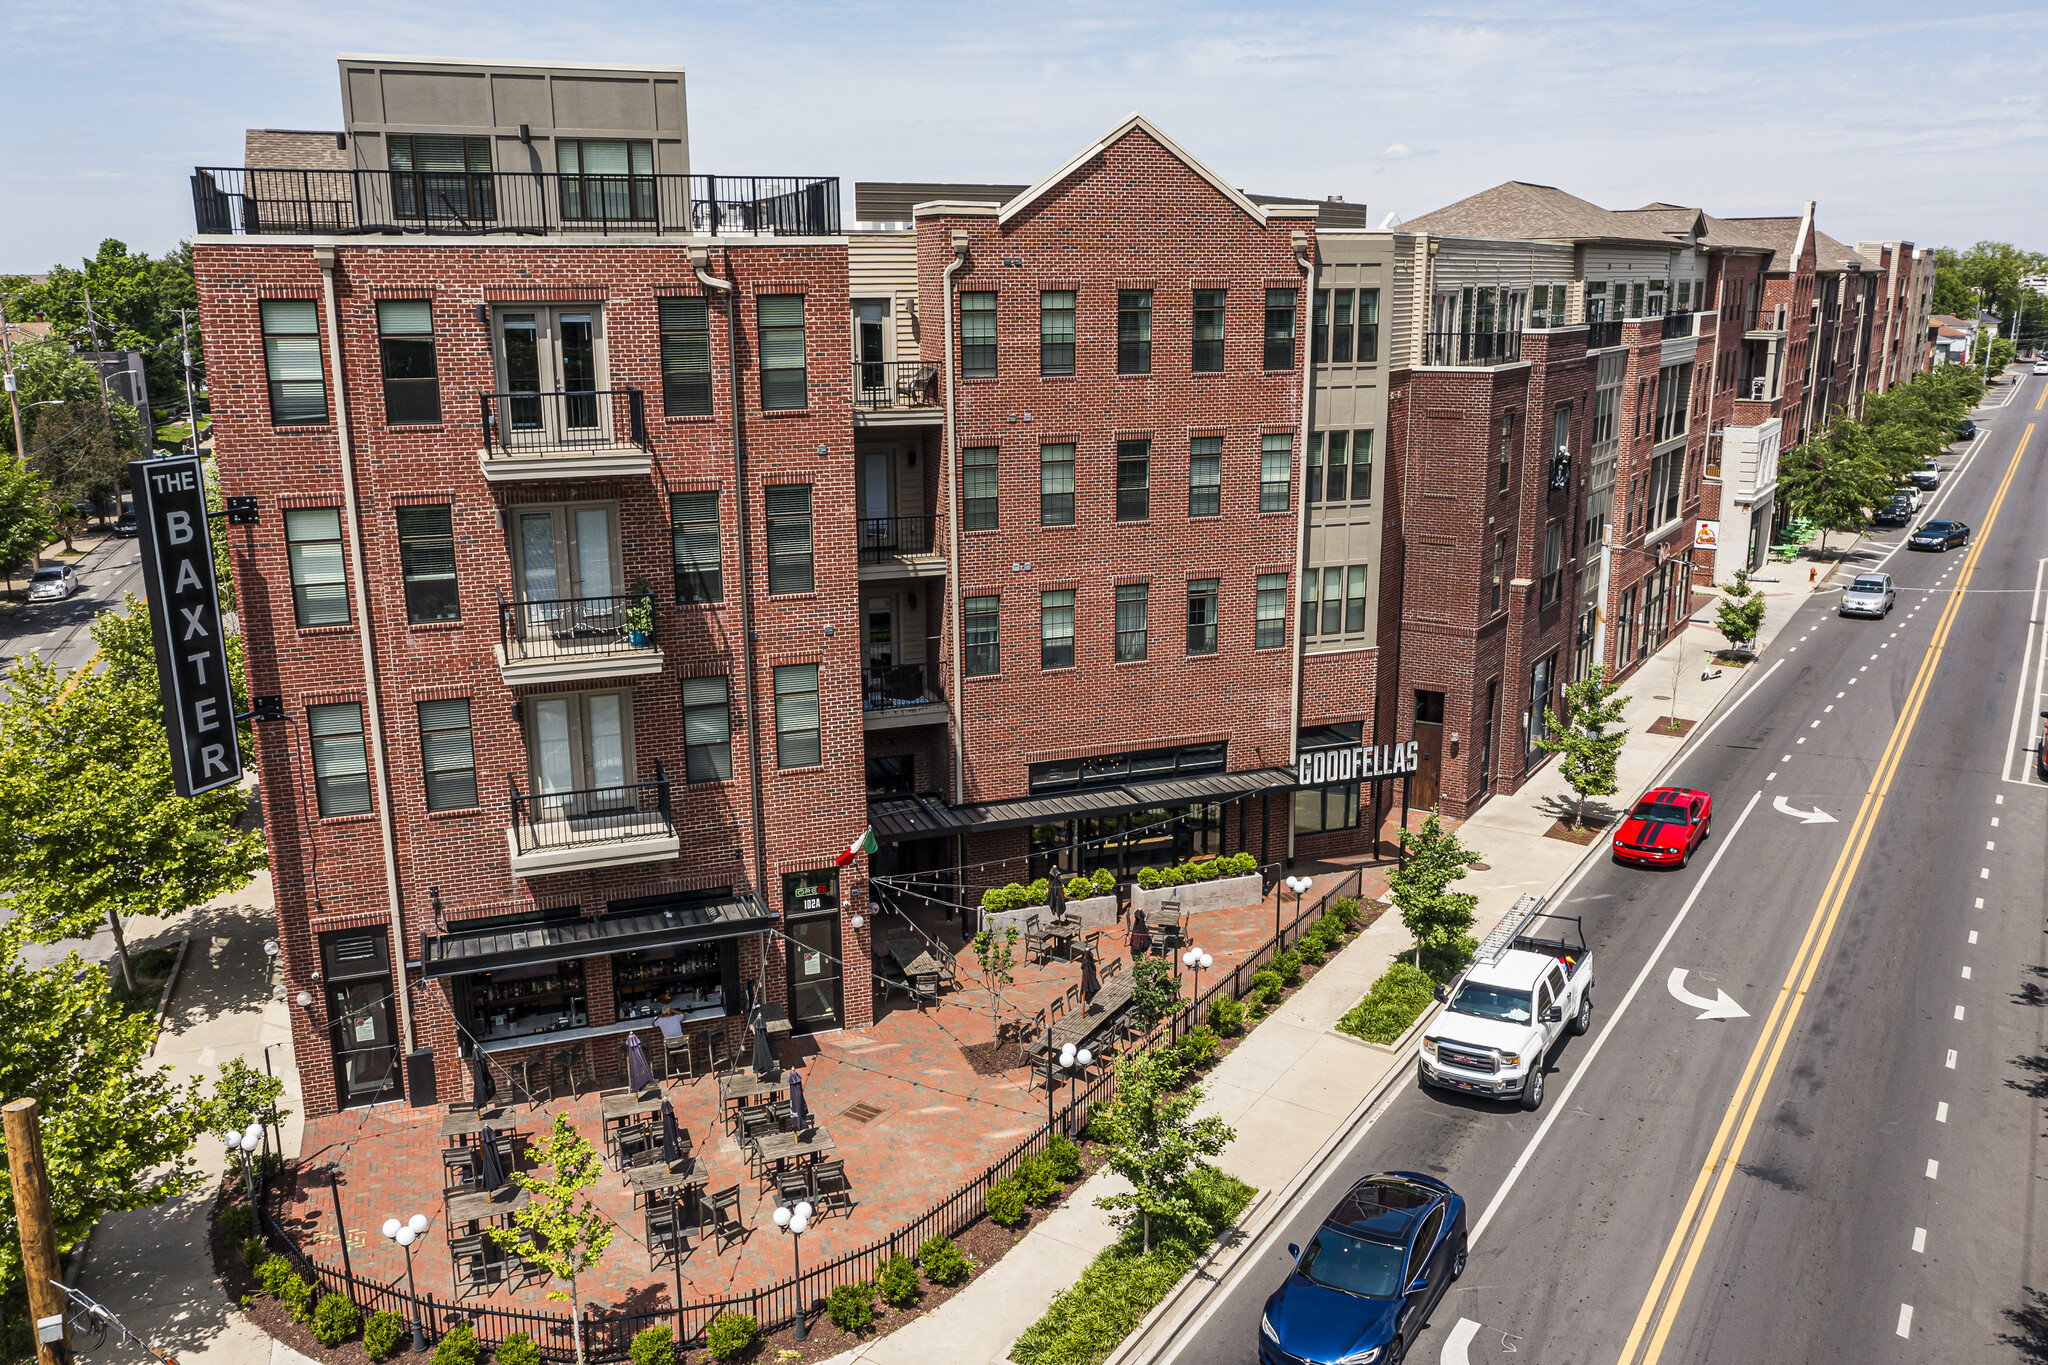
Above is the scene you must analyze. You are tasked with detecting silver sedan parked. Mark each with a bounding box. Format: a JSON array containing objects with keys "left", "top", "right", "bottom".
[{"left": 1839, "top": 573, "right": 1895, "bottom": 618}]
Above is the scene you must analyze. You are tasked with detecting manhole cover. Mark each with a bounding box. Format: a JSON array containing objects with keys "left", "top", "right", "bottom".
[{"left": 840, "top": 1101, "right": 887, "bottom": 1125}]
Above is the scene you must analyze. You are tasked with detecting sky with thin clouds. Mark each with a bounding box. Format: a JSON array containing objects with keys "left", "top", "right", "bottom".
[{"left": 4, "top": 0, "right": 2044, "bottom": 271}]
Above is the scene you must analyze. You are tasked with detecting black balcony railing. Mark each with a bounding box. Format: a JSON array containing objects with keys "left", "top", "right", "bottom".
[
  {"left": 1584, "top": 319, "right": 1625, "bottom": 349},
  {"left": 1661, "top": 311, "right": 1695, "bottom": 340},
  {"left": 509, "top": 764, "right": 673, "bottom": 857},
  {"left": 499, "top": 592, "right": 657, "bottom": 665},
  {"left": 1425, "top": 329, "right": 1523, "bottom": 366},
  {"left": 863, "top": 662, "right": 946, "bottom": 714},
  {"left": 853, "top": 360, "right": 941, "bottom": 411},
  {"left": 858, "top": 514, "right": 936, "bottom": 563},
  {"left": 480, "top": 389, "right": 648, "bottom": 457},
  {"left": 190, "top": 167, "right": 840, "bottom": 238},
  {"left": 1745, "top": 307, "right": 1787, "bottom": 333}
]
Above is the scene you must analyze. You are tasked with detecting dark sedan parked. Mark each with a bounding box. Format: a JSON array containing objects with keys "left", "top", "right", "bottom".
[
  {"left": 1261, "top": 1173, "right": 1467, "bottom": 1365},
  {"left": 1872, "top": 495, "right": 1914, "bottom": 527},
  {"left": 1956, "top": 418, "right": 1977, "bottom": 441},
  {"left": 1909, "top": 520, "right": 1971, "bottom": 551}
]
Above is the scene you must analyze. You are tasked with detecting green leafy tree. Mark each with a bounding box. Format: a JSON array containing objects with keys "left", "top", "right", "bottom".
[
  {"left": 485, "top": 1113, "right": 614, "bottom": 1365},
  {"left": 201, "top": 1056, "right": 290, "bottom": 1137},
  {"left": 0, "top": 453, "right": 53, "bottom": 583},
  {"left": 1971, "top": 333, "right": 2017, "bottom": 373},
  {"left": 1778, "top": 421, "right": 1892, "bottom": 555},
  {"left": 971, "top": 926, "right": 1020, "bottom": 1040},
  {"left": 0, "top": 600, "right": 265, "bottom": 989},
  {"left": 1716, "top": 570, "right": 1767, "bottom": 655},
  {"left": 1128, "top": 955, "right": 1184, "bottom": 1031},
  {"left": 1535, "top": 666, "right": 1631, "bottom": 830},
  {"left": 1389, "top": 812, "right": 1481, "bottom": 981},
  {"left": 0, "top": 917, "right": 212, "bottom": 1300},
  {"left": 1090, "top": 1047, "right": 1235, "bottom": 1254},
  {"left": 22, "top": 397, "right": 137, "bottom": 516},
  {"left": 3, "top": 240, "right": 202, "bottom": 404},
  {"left": 1930, "top": 242, "right": 2048, "bottom": 329}
]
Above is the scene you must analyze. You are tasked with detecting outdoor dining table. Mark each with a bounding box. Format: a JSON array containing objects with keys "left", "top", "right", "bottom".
[
  {"left": 444, "top": 1184, "right": 530, "bottom": 1227},
  {"left": 717, "top": 1071, "right": 786, "bottom": 1127},
  {"left": 1042, "top": 920, "right": 1082, "bottom": 959},
  {"left": 1028, "top": 974, "right": 1136, "bottom": 1057},
  {"left": 749, "top": 1123, "right": 838, "bottom": 1175},
  {"left": 437, "top": 1108, "right": 514, "bottom": 1142},
  {"left": 884, "top": 929, "right": 940, "bottom": 977},
  {"left": 625, "top": 1157, "right": 708, "bottom": 1208}
]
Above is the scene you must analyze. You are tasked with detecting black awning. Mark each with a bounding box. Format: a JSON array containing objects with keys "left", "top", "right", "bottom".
[
  {"left": 422, "top": 894, "right": 774, "bottom": 978},
  {"left": 868, "top": 767, "right": 1294, "bottom": 844}
]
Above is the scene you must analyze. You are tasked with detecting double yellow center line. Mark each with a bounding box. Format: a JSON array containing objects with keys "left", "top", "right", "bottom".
[{"left": 1616, "top": 420, "right": 2035, "bottom": 1365}]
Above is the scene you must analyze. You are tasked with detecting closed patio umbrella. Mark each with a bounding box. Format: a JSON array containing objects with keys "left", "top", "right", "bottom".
[
  {"left": 471, "top": 1052, "right": 497, "bottom": 1110},
  {"left": 750, "top": 1003, "right": 775, "bottom": 1077},
  {"left": 659, "top": 1099, "right": 684, "bottom": 1168},
  {"left": 476, "top": 1124, "right": 508, "bottom": 1194},
  {"left": 788, "top": 1068, "right": 809, "bottom": 1138},
  {"left": 1079, "top": 946, "right": 1100, "bottom": 1011},
  {"left": 1048, "top": 870, "right": 1067, "bottom": 921},
  {"left": 626, "top": 1033, "right": 655, "bottom": 1094}
]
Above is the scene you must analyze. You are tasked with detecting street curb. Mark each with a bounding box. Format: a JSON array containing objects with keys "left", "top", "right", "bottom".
[
  {"left": 147, "top": 934, "right": 193, "bottom": 1058},
  {"left": 1106, "top": 602, "right": 1808, "bottom": 1365}
]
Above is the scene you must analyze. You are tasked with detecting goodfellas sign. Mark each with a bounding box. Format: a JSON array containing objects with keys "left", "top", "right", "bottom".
[
  {"left": 1294, "top": 741, "right": 1421, "bottom": 787},
  {"left": 131, "top": 456, "right": 242, "bottom": 797}
]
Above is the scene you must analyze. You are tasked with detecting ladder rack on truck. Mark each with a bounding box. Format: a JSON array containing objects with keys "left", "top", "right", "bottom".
[{"left": 1474, "top": 894, "right": 1545, "bottom": 966}]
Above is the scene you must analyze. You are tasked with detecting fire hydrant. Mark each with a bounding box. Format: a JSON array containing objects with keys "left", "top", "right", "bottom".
[{"left": 1810, "top": 566, "right": 1818, "bottom": 585}]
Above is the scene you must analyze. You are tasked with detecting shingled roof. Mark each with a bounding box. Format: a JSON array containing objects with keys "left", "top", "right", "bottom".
[{"left": 1698, "top": 215, "right": 1805, "bottom": 271}]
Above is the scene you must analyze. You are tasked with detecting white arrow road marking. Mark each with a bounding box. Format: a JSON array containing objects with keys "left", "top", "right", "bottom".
[
  {"left": 1440, "top": 1318, "right": 1481, "bottom": 1364},
  {"left": 1667, "top": 969, "right": 1750, "bottom": 1020},
  {"left": 1772, "top": 795, "right": 1838, "bottom": 824}
]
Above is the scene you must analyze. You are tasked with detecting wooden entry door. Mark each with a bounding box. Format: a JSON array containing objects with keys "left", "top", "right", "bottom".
[{"left": 1409, "top": 690, "right": 1445, "bottom": 813}]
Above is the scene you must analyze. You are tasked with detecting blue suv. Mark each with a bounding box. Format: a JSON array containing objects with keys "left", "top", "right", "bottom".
[{"left": 1260, "top": 1173, "right": 1467, "bottom": 1365}]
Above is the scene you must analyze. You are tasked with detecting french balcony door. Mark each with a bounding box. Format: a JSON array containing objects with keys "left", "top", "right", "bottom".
[
  {"left": 527, "top": 691, "right": 633, "bottom": 823},
  {"left": 496, "top": 307, "right": 606, "bottom": 442}
]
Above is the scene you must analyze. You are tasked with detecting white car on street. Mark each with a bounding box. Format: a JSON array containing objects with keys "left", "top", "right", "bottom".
[
  {"left": 1839, "top": 573, "right": 1895, "bottom": 618},
  {"left": 28, "top": 566, "right": 78, "bottom": 602},
  {"left": 1419, "top": 900, "right": 1592, "bottom": 1111}
]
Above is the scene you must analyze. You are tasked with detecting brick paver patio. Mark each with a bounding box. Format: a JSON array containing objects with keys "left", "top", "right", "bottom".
[{"left": 276, "top": 864, "right": 1387, "bottom": 1315}]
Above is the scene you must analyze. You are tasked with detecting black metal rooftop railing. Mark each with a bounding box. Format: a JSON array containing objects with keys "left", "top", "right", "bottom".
[
  {"left": 1424, "top": 328, "right": 1523, "bottom": 366},
  {"left": 191, "top": 168, "right": 841, "bottom": 238},
  {"left": 1583, "top": 318, "right": 1625, "bottom": 349}
]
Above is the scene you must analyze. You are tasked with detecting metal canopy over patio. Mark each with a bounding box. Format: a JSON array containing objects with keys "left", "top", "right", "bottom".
[
  {"left": 866, "top": 767, "right": 1296, "bottom": 844},
  {"left": 421, "top": 894, "right": 775, "bottom": 978}
]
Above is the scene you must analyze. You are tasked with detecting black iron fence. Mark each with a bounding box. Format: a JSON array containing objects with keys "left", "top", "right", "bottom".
[
  {"left": 480, "top": 390, "right": 648, "bottom": 457},
  {"left": 191, "top": 168, "right": 840, "bottom": 238},
  {"left": 261, "top": 866, "right": 1370, "bottom": 1356},
  {"left": 1583, "top": 319, "right": 1625, "bottom": 349},
  {"left": 852, "top": 360, "right": 941, "bottom": 412},
  {"left": 856, "top": 514, "right": 935, "bottom": 562},
  {"left": 1425, "top": 329, "right": 1523, "bottom": 366},
  {"left": 1660, "top": 311, "right": 1695, "bottom": 340},
  {"left": 862, "top": 661, "right": 946, "bottom": 714},
  {"left": 508, "top": 766, "right": 673, "bottom": 857},
  {"left": 499, "top": 593, "right": 657, "bottom": 665}
]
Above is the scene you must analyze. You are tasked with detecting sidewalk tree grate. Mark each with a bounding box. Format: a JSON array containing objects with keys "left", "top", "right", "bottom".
[{"left": 840, "top": 1102, "right": 887, "bottom": 1125}]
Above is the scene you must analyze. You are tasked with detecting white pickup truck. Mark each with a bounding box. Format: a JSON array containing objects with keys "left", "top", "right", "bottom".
[{"left": 1417, "top": 898, "right": 1592, "bottom": 1111}]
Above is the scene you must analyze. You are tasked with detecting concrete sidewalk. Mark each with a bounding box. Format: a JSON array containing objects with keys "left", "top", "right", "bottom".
[{"left": 824, "top": 579, "right": 1813, "bottom": 1365}]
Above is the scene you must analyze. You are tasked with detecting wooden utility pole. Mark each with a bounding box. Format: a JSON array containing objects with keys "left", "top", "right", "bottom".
[{"left": 4, "top": 1098, "right": 72, "bottom": 1365}]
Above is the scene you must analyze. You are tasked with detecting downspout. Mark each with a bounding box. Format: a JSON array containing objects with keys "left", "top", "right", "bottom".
[
  {"left": 1285, "top": 229, "right": 1313, "bottom": 866},
  {"left": 691, "top": 246, "right": 771, "bottom": 903},
  {"left": 314, "top": 243, "right": 413, "bottom": 1056},
  {"left": 940, "top": 230, "right": 969, "bottom": 806}
]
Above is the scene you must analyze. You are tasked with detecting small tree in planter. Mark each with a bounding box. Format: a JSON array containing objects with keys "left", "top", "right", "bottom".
[
  {"left": 1128, "top": 955, "right": 1183, "bottom": 1031},
  {"left": 1389, "top": 812, "right": 1481, "bottom": 982},
  {"left": 485, "top": 1113, "right": 614, "bottom": 1365},
  {"left": 1716, "top": 570, "right": 1767, "bottom": 657},
  {"left": 625, "top": 580, "right": 655, "bottom": 645},
  {"left": 1091, "top": 1047, "right": 1235, "bottom": 1253},
  {"left": 1535, "top": 666, "right": 1631, "bottom": 830},
  {"left": 972, "top": 926, "right": 1020, "bottom": 1042}
]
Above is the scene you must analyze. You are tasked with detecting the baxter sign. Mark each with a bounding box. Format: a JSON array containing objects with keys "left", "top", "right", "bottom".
[
  {"left": 130, "top": 456, "right": 242, "bottom": 796},
  {"left": 1294, "top": 741, "right": 1421, "bottom": 787}
]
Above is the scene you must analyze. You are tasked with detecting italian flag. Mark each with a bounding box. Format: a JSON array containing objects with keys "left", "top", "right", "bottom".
[{"left": 835, "top": 826, "right": 879, "bottom": 867}]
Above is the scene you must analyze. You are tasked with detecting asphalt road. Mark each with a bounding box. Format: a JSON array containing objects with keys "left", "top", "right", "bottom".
[
  {"left": 0, "top": 532, "right": 144, "bottom": 677},
  {"left": 1164, "top": 369, "right": 2048, "bottom": 1365}
]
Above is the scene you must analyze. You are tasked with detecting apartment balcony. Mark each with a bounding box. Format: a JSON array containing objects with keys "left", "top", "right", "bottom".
[
  {"left": 1745, "top": 307, "right": 1789, "bottom": 337},
  {"left": 863, "top": 662, "right": 948, "bottom": 732},
  {"left": 857, "top": 514, "right": 945, "bottom": 581},
  {"left": 1583, "top": 319, "right": 1626, "bottom": 349},
  {"left": 495, "top": 592, "right": 663, "bottom": 686},
  {"left": 507, "top": 766, "right": 678, "bottom": 877},
  {"left": 852, "top": 360, "right": 943, "bottom": 426},
  {"left": 477, "top": 390, "right": 651, "bottom": 482},
  {"left": 1424, "top": 329, "right": 1523, "bottom": 367},
  {"left": 1661, "top": 311, "right": 1698, "bottom": 340},
  {"left": 190, "top": 167, "right": 840, "bottom": 238}
]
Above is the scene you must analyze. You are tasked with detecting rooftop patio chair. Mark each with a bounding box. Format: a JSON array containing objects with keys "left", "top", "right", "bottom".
[
  {"left": 809, "top": 1159, "right": 853, "bottom": 1217},
  {"left": 705, "top": 1184, "right": 746, "bottom": 1252},
  {"left": 1048, "top": 996, "right": 1066, "bottom": 1027},
  {"left": 645, "top": 1199, "right": 687, "bottom": 1267},
  {"left": 547, "top": 1045, "right": 585, "bottom": 1103},
  {"left": 772, "top": 1166, "right": 812, "bottom": 1208},
  {"left": 662, "top": 1032, "right": 694, "bottom": 1082},
  {"left": 441, "top": 1146, "right": 476, "bottom": 1187},
  {"left": 1023, "top": 914, "right": 1052, "bottom": 964}
]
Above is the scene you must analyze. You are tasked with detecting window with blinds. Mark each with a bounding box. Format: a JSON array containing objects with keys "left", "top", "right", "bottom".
[
  {"left": 396, "top": 504, "right": 457, "bottom": 624},
  {"left": 1260, "top": 433, "right": 1292, "bottom": 512},
  {"left": 1118, "top": 290, "right": 1152, "bottom": 374},
  {"left": 757, "top": 296, "right": 807, "bottom": 410},
  {"left": 1039, "top": 444, "right": 1074, "bottom": 526},
  {"left": 556, "top": 139, "right": 655, "bottom": 221},
  {"left": 961, "top": 292, "right": 997, "bottom": 378},
  {"left": 261, "top": 300, "right": 326, "bottom": 426},
  {"left": 309, "top": 702, "right": 371, "bottom": 816},
  {"left": 1040, "top": 291, "right": 1075, "bottom": 376},
  {"left": 284, "top": 507, "right": 349, "bottom": 627},
  {"left": 1186, "top": 578, "right": 1218, "bottom": 655},
  {"left": 681, "top": 676, "right": 732, "bottom": 782},
  {"left": 1192, "top": 290, "right": 1226, "bottom": 373},
  {"left": 1116, "top": 440, "right": 1150, "bottom": 521},
  {"left": 764, "top": 485, "right": 813, "bottom": 594},
  {"left": 1264, "top": 289, "right": 1297, "bottom": 370},
  {"left": 659, "top": 297, "right": 712, "bottom": 416},
  {"left": 965, "top": 596, "right": 999, "bottom": 676},
  {"left": 1040, "top": 590, "right": 1074, "bottom": 669},
  {"left": 418, "top": 697, "right": 477, "bottom": 811},
  {"left": 1255, "top": 573, "right": 1287, "bottom": 648},
  {"left": 1115, "top": 583, "right": 1149, "bottom": 662},
  {"left": 1189, "top": 437, "right": 1221, "bottom": 517},
  {"left": 671, "top": 491, "right": 722, "bottom": 603},
  {"left": 962, "top": 447, "right": 998, "bottom": 530},
  {"left": 773, "top": 664, "right": 820, "bottom": 768},
  {"left": 375, "top": 300, "right": 439, "bottom": 425}
]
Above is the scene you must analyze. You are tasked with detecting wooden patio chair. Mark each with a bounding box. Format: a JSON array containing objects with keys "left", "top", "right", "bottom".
[
  {"left": 705, "top": 1184, "right": 747, "bottom": 1252},
  {"left": 1023, "top": 914, "right": 1052, "bottom": 964},
  {"left": 644, "top": 1200, "right": 687, "bottom": 1267},
  {"left": 809, "top": 1159, "right": 854, "bottom": 1217}
]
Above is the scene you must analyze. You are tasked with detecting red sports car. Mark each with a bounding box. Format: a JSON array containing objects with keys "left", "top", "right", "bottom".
[{"left": 1611, "top": 787, "right": 1713, "bottom": 868}]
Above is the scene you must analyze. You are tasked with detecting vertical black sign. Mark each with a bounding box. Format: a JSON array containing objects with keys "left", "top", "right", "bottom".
[{"left": 130, "top": 456, "right": 242, "bottom": 796}]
